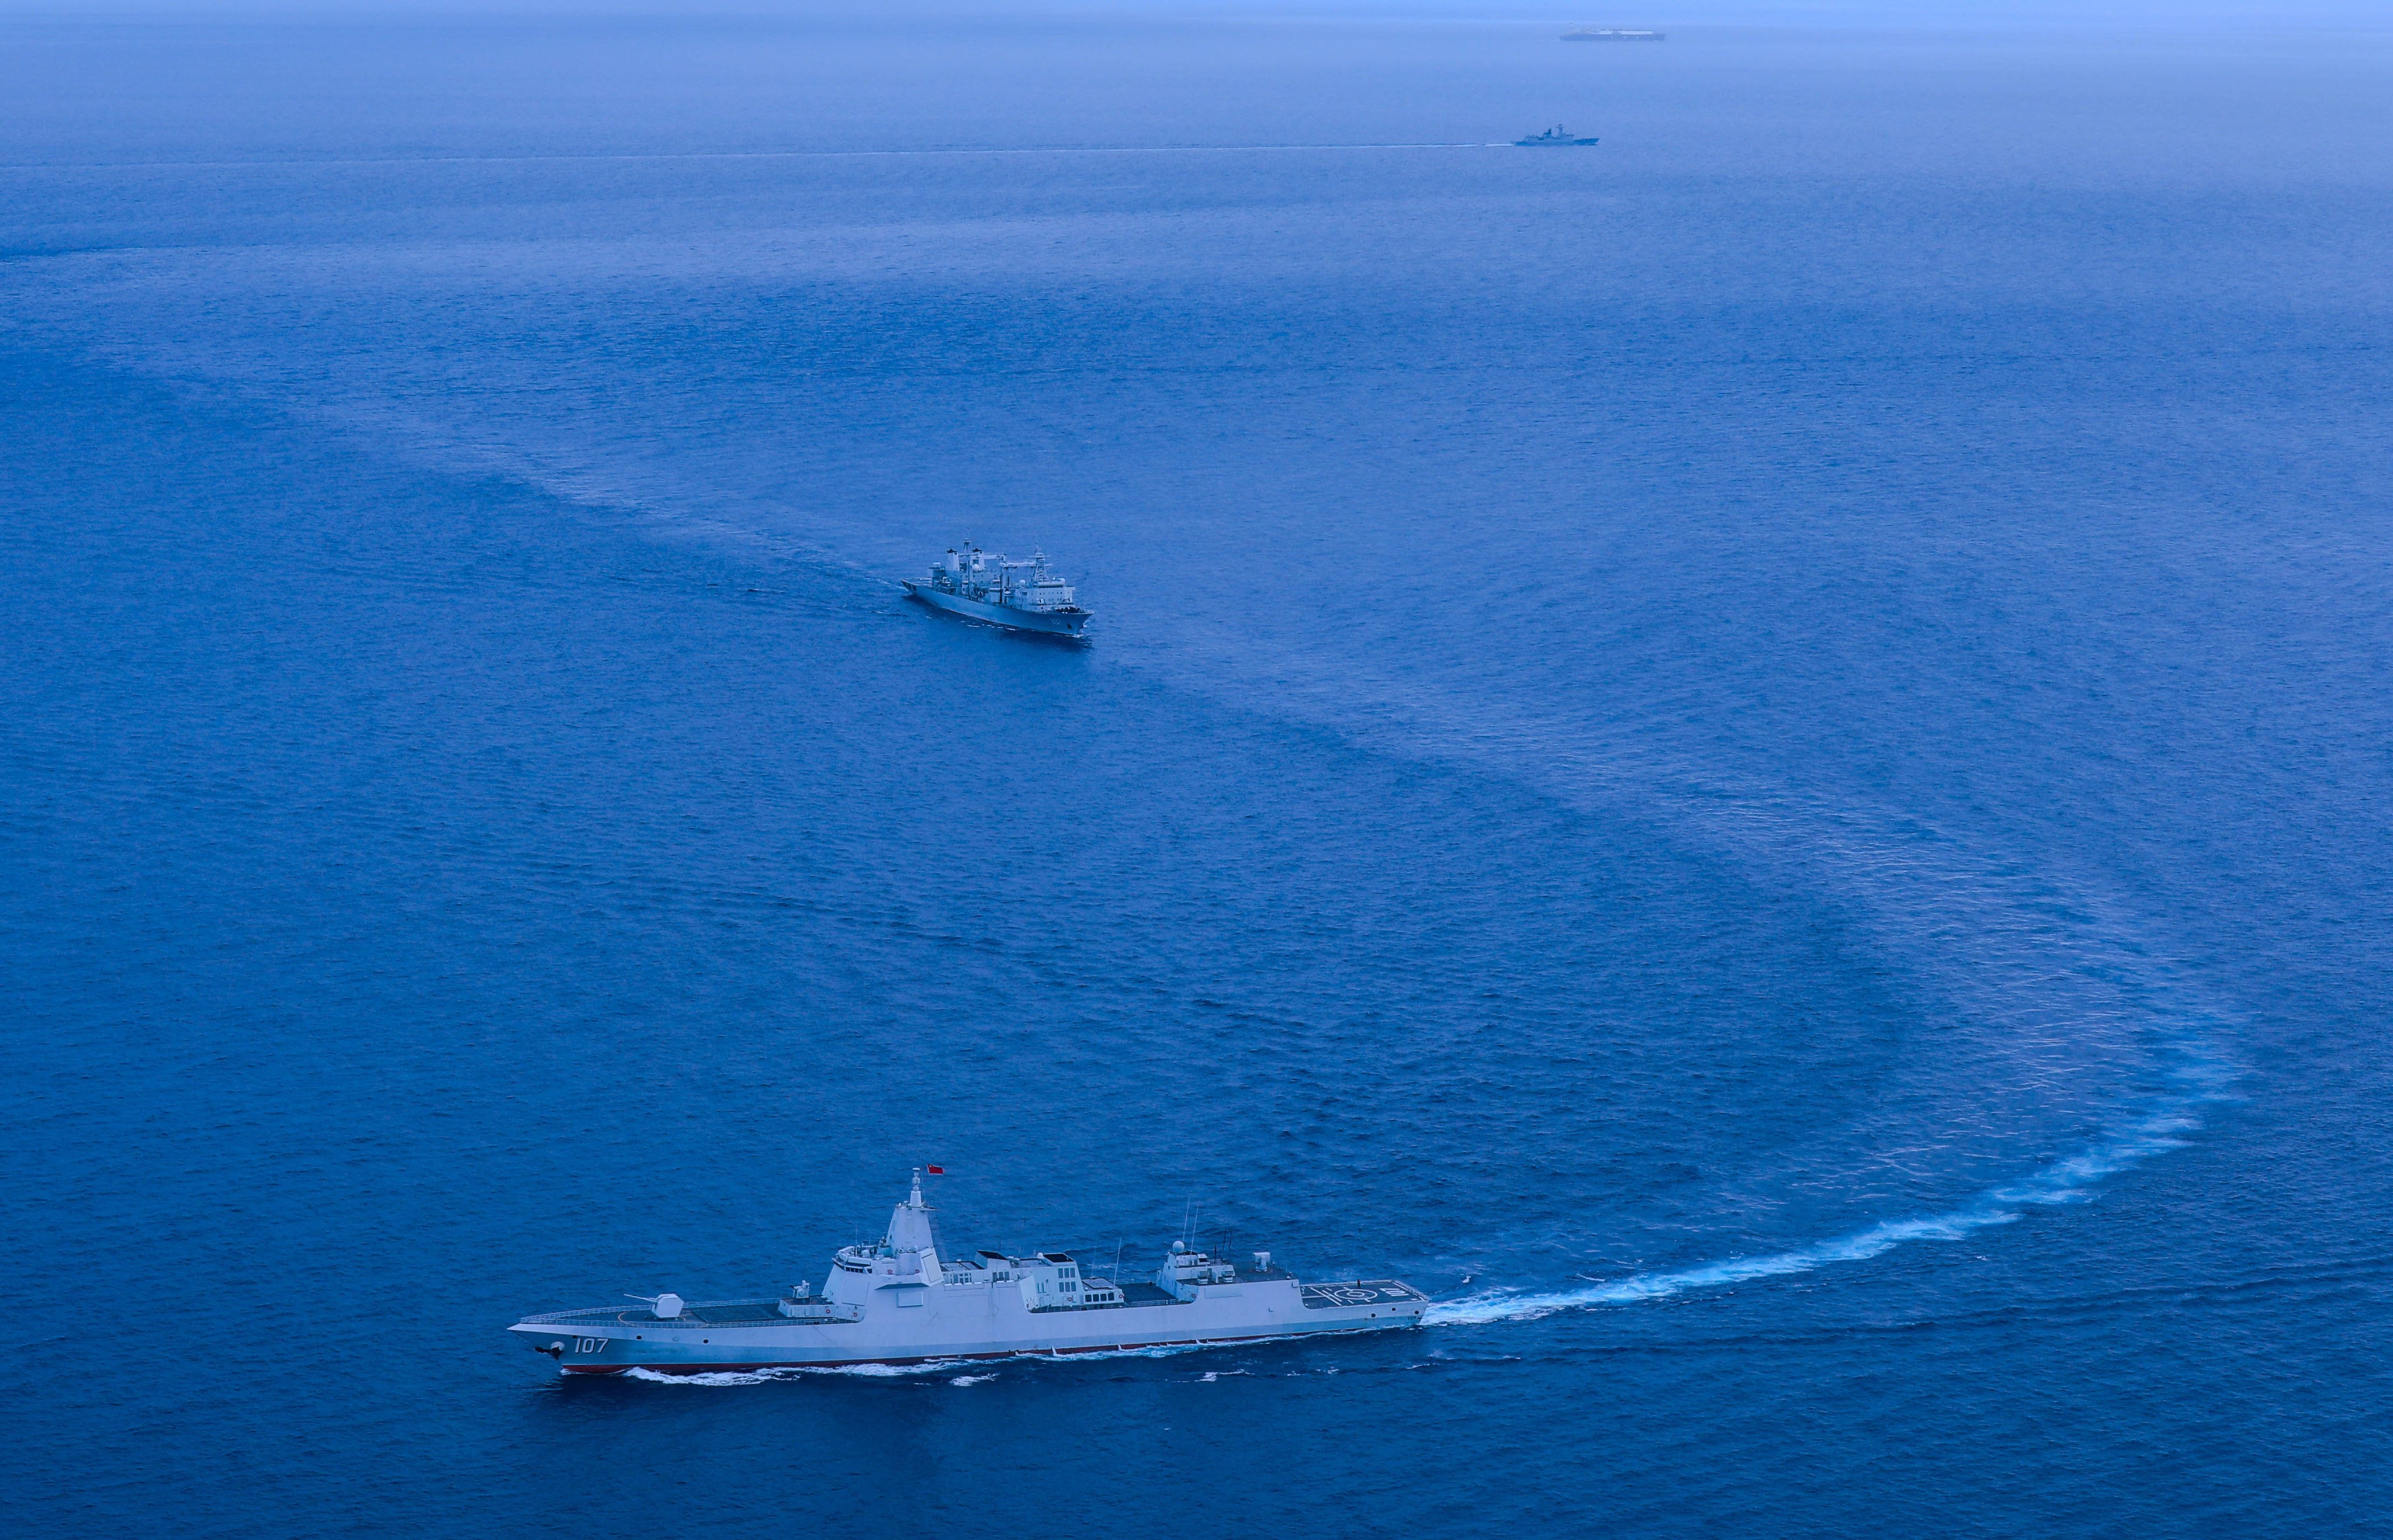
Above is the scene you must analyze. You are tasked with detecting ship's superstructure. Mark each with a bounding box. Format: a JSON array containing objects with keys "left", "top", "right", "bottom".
[
  {"left": 511, "top": 1172, "right": 1428, "bottom": 1373},
  {"left": 902, "top": 544, "right": 1090, "bottom": 636}
]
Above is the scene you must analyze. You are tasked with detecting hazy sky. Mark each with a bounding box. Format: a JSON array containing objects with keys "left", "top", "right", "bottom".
[{"left": 0, "top": 1, "right": 2382, "bottom": 28}]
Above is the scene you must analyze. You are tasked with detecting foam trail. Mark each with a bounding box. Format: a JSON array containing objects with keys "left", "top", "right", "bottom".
[
  {"left": 1426, "top": 1028, "right": 2236, "bottom": 1327},
  {"left": 1075, "top": 640, "right": 2252, "bottom": 1331},
  {"left": 153, "top": 358, "right": 2243, "bottom": 1334},
  {"left": 612, "top": 1341, "right": 1224, "bottom": 1389}
]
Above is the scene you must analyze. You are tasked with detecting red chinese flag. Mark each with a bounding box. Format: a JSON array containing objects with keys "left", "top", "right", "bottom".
[{"left": 926, "top": 1165, "right": 946, "bottom": 1175}]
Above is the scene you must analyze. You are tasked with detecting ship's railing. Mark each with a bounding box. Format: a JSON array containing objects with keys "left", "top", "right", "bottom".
[{"left": 517, "top": 1301, "right": 863, "bottom": 1327}]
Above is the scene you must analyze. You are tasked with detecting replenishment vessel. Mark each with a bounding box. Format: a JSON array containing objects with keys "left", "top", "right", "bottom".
[
  {"left": 512, "top": 1172, "right": 1428, "bottom": 1373},
  {"left": 903, "top": 544, "right": 1091, "bottom": 637}
]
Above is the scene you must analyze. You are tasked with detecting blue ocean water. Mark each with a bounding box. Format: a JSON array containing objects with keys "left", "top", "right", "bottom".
[{"left": 4, "top": 15, "right": 2391, "bottom": 1535}]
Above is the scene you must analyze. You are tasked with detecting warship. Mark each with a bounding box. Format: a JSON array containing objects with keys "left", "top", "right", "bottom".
[
  {"left": 1515, "top": 125, "right": 1602, "bottom": 147},
  {"left": 1563, "top": 27, "right": 1664, "bottom": 41},
  {"left": 903, "top": 544, "right": 1090, "bottom": 637},
  {"left": 511, "top": 1172, "right": 1429, "bottom": 1373}
]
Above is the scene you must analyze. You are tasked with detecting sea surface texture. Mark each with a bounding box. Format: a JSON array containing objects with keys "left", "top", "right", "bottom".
[{"left": 4, "top": 17, "right": 2389, "bottom": 1536}]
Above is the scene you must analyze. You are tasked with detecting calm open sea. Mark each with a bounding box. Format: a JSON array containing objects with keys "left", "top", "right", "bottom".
[{"left": 4, "top": 16, "right": 2390, "bottom": 1536}]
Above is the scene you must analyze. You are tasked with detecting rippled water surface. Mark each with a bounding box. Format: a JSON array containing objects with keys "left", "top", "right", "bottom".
[{"left": 5, "top": 18, "right": 2391, "bottom": 1536}]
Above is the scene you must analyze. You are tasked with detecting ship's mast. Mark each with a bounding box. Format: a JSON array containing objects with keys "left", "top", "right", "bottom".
[{"left": 884, "top": 1167, "right": 943, "bottom": 1280}]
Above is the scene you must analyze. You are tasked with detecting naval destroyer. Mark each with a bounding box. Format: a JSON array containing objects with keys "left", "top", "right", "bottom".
[
  {"left": 903, "top": 544, "right": 1090, "bottom": 637},
  {"left": 511, "top": 1172, "right": 1429, "bottom": 1373}
]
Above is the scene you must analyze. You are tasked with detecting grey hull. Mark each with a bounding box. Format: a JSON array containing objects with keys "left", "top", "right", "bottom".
[
  {"left": 511, "top": 1174, "right": 1420, "bottom": 1376},
  {"left": 903, "top": 581, "right": 1089, "bottom": 636},
  {"left": 513, "top": 1277, "right": 1428, "bottom": 1374}
]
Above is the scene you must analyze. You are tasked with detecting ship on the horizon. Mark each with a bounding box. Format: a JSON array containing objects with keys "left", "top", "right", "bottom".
[
  {"left": 903, "top": 543, "right": 1090, "bottom": 637},
  {"left": 1516, "top": 125, "right": 1602, "bottom": 147},
  {"left": 1564, "top": 27, "right": 1664, "bottom": 41},
  {"left": 511, "top": 1171, "right": 1430, "bottom": 1373}
]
